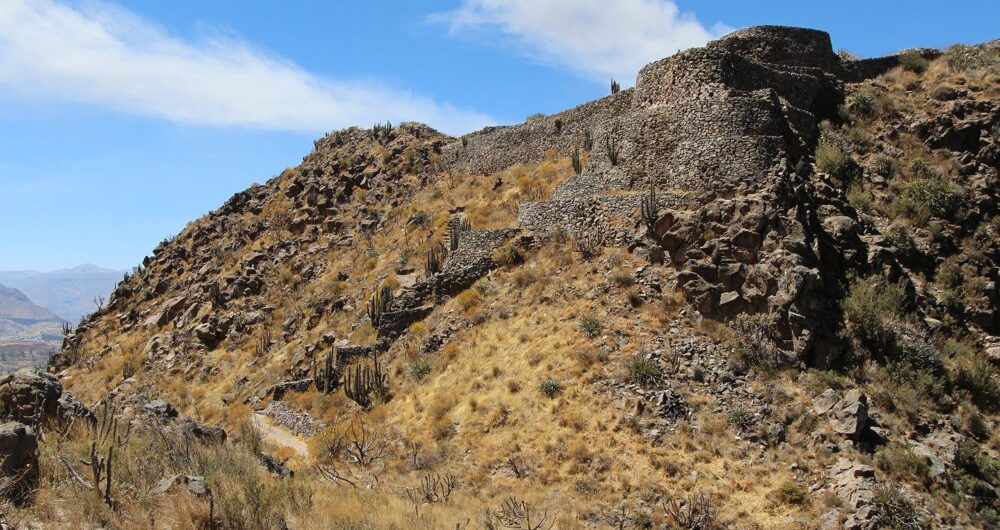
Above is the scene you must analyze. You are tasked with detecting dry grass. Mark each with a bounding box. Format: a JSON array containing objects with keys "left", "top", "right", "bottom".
[{"left": 48, "top": 143, "right": 855, "bottom": 528}]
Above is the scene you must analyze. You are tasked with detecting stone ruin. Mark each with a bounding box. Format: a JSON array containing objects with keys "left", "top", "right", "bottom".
[{"left": 442, "top": 26, "right": 927, "bottom": 365}]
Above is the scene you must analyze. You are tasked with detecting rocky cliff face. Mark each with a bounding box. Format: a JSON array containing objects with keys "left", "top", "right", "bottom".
[{"left": 44, "top": 27, "right": 1000, "bottom": 528}]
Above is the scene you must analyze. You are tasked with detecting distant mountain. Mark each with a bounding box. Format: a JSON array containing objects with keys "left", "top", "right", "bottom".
[
  {"left": 0, "top": 264, "right": 125, "bottom": 323},
  {"left": 0, "top": 284, "right": 62, "bottom": 322}
]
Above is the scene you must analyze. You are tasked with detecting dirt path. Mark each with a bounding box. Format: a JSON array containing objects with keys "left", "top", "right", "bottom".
[{"left": 251, "top": 412, "right": 310, "bottom": 459}]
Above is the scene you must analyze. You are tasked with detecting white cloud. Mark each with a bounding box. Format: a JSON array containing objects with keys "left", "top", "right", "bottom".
[
  {"left": 438, "top": 0, "right": 729, "bottom": 85},
  {"left": 0, "top": 0, "right": 493, "bottom": 134}
]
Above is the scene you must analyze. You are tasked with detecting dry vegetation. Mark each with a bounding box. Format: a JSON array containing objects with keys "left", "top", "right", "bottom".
[{"left": 28, "top": 49, "right": 1000, "bottom": 528}]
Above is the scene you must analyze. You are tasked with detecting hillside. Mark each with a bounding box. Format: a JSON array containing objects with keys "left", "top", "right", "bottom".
[
  {"left": 5, "top": 26, "right": 998, "bottom": 529},
  {"left": 0, "top": 264, "right": 125, "bottom": 324},
  {"left": 0, "top": 284, "right": 61, "bottom": 323}
]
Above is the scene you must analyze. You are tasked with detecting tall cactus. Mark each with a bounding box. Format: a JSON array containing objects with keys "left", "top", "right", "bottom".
[
  {"left": 367, "top": 286, "right": 393, "bottom": 328},
  {"left": 314, "top": 351, "right": 335, "bottom": 393},
  {"left": 641, "top": 181, "right": 658, "bottom": 229},
  {"left": 425, "top": 242, "right": 447, "bottom": 276},
  {"left": 572, "top": 147, "right": 583, "bottom": 175},
  {"left": 606, "top": 135, "right": 620, "bottom": 166},
  {"left": 448, "top": 218, "right": 471, "bottom": 251},
  {"left": 344, "top": 351, "right": 388, "bottom": 408}
]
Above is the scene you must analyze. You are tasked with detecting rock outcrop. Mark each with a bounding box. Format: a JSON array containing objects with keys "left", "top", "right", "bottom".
[{"left": 0, "top": 422, "right": 39, "bottom": 504}]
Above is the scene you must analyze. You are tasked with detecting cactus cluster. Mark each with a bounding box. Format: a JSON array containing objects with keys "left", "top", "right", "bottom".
[
  {"left": 448, "top": 218, "right": 471, "bottom": 251},
  {"left": 606, "top": 135, "right": 620, "bottom": 166},
  {"left": 367, "top": 286, "right": 393, "bottom": 328},
  {"left": 425, "top": 242, "right": 447, "bottom": 277},
  {"left": 372, "top": 121, "right": 393, "bottom": 141},
  {"left": 344, "top": 351, "right": 389, "bottom": 408},
  {"left": 572, "top": 147, "right": 583, "bottom": 175},
  {"left": 315, "top": 351, "right": 337, "bottom": 393}
]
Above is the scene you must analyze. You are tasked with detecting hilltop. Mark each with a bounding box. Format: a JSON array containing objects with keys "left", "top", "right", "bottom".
[{"left": 1, "top": 26, "right": 997, "bottom": 529}]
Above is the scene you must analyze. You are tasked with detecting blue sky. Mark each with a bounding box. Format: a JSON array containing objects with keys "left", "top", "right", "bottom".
[{"left": 1, "top": 0, "right": 997, "bottom": 272}]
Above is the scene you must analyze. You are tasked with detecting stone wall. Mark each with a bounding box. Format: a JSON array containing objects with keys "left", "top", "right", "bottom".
[{"left": 443, "top": 90, "right": 633, "bottom": 175}]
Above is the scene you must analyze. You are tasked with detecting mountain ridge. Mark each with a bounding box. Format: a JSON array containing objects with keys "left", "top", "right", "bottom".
[{"left": 19, "top": 26, "right": 1000, "bottom": 528}]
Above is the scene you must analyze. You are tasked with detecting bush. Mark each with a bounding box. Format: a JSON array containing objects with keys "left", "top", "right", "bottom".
[
  {"left": 841, "top": 276, "right": 907, "bottom": 349},
  {"left": 775, "top": 480, "right": 809, "bottom": 506},
  {"left": 493, "top": 243, "right": 524, "bottom": 267},
  {"left": 815, "top": 131, "right": 855, "bottom": 178},
  {"left": 876, "top": 444, "right": 931, "bottom": 484},
  {"left": 871, "top": 481, "right": 924, "bottom": 529},
  {"left": 538, "top": 378, "right": 562, "bottom": 398},
  {"left": 895, "top": 336, "right": 944, "bottom": 374},
  {"left": 456, "top": 289, "right": 482, "bottom": 311},
  {"left": 730, "top": 313, "right": 779, "bottom": 367},
  {"left": 886, "top": 225, "right": 917, "bottom": 255},
  {"left": 893, "top": 176, "right": 966, "bottom": 220},
  {"left": 898, "top": 51, "right": 929, "bottom": 73},
  {"left": 410, "top": 358, "right": 432, "bottom": 381},
  {"left": 847, "top": 184, "right": 874, "bottom": 214},
  {"left": 955, "top": 354, "right": 1000, "bottom": 412},
  {"left": 625, "top": 354, "right": 662, "bottom": 388},
  {"left": 579, "top": 314, "right": 602, "bottom": 338},
  {"left": 872, "top": 153, "right": 895, "bottom": 178},
  {"left": 845, "top": 91, "right": 874, "bottom": 119}
]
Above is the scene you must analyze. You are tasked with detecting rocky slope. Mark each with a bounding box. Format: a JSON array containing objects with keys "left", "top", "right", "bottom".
[{"left": 19, "top": 26, "right": 1000, "bottom": 529}]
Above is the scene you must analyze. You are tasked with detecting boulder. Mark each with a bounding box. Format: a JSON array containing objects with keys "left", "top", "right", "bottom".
[
  {"left": 812, "top": 389, "right": 842, "bottom": 415},
  {"left": 0, "top": 368, "right": 93, "bottom": 425},
  {"left": 0, "top": 422, "right": 39, "bottom": 504},
  {"left": 829, "top": 389, "right": 869, "bottom": 439}
]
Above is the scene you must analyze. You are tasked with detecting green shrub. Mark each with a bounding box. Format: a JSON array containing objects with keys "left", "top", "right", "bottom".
[
  {"left": 538, "top": 378, "right": 562, "bottom": 398},
  {"left": 871, "top": 481, "right": 924, "bottom": 529},
  {"left": 955, "top": 354, "right": 1000, "bottom": 412},
  {"left": 625, "top": 354, "right": 661, "bottom": 388},
  {"left": 846, "top": 91, "right": 874, "bottom": 119},
  {"left": 872, "top": 153, "right": 895, "bottom": 178},
  {"left": 886, "top": 225, "right": 916, "bottom": 255},
  {"left": 579, "top": 314, "right": 602, "bottom": 338},
  {"left": 815, "top": 131, "right": 855, "bottom": 178},
  {"left": 893, "top": 177, "right": 966, "bottom": 220},
  {"left": 876, "top": 444, "right": 931, "bottom": 484},
  {"left": 847, "top": 184, "right": 874, "bottom": 214},
  {"left": 895, "top": 337, "right": 944, "bottom": 374},
  {"left": 898, "top": 51, "right": 929, "bottom": 73},
  {"left": 727, "top": 406, "right": 755, "bottom": 432},
  {"left": 841, "top": 276, "right": 907, "bottom": 349},
  {"left": 409, "top": 357, "right": 432, "bottom": 381}
]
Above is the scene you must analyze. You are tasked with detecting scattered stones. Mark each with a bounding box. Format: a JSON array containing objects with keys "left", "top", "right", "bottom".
[{"left": 156, "top": 474, "right": 211, "bottom": 497}]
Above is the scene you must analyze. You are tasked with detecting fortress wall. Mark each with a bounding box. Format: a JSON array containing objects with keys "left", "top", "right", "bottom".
[{"left": 443, "top": 90, "right": 634, "bottom": 175}]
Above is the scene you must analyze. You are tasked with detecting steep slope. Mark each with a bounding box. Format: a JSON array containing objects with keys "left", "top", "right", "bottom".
[{"left": 33, "top": 27, "right": 1000, "bottom": 529}]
